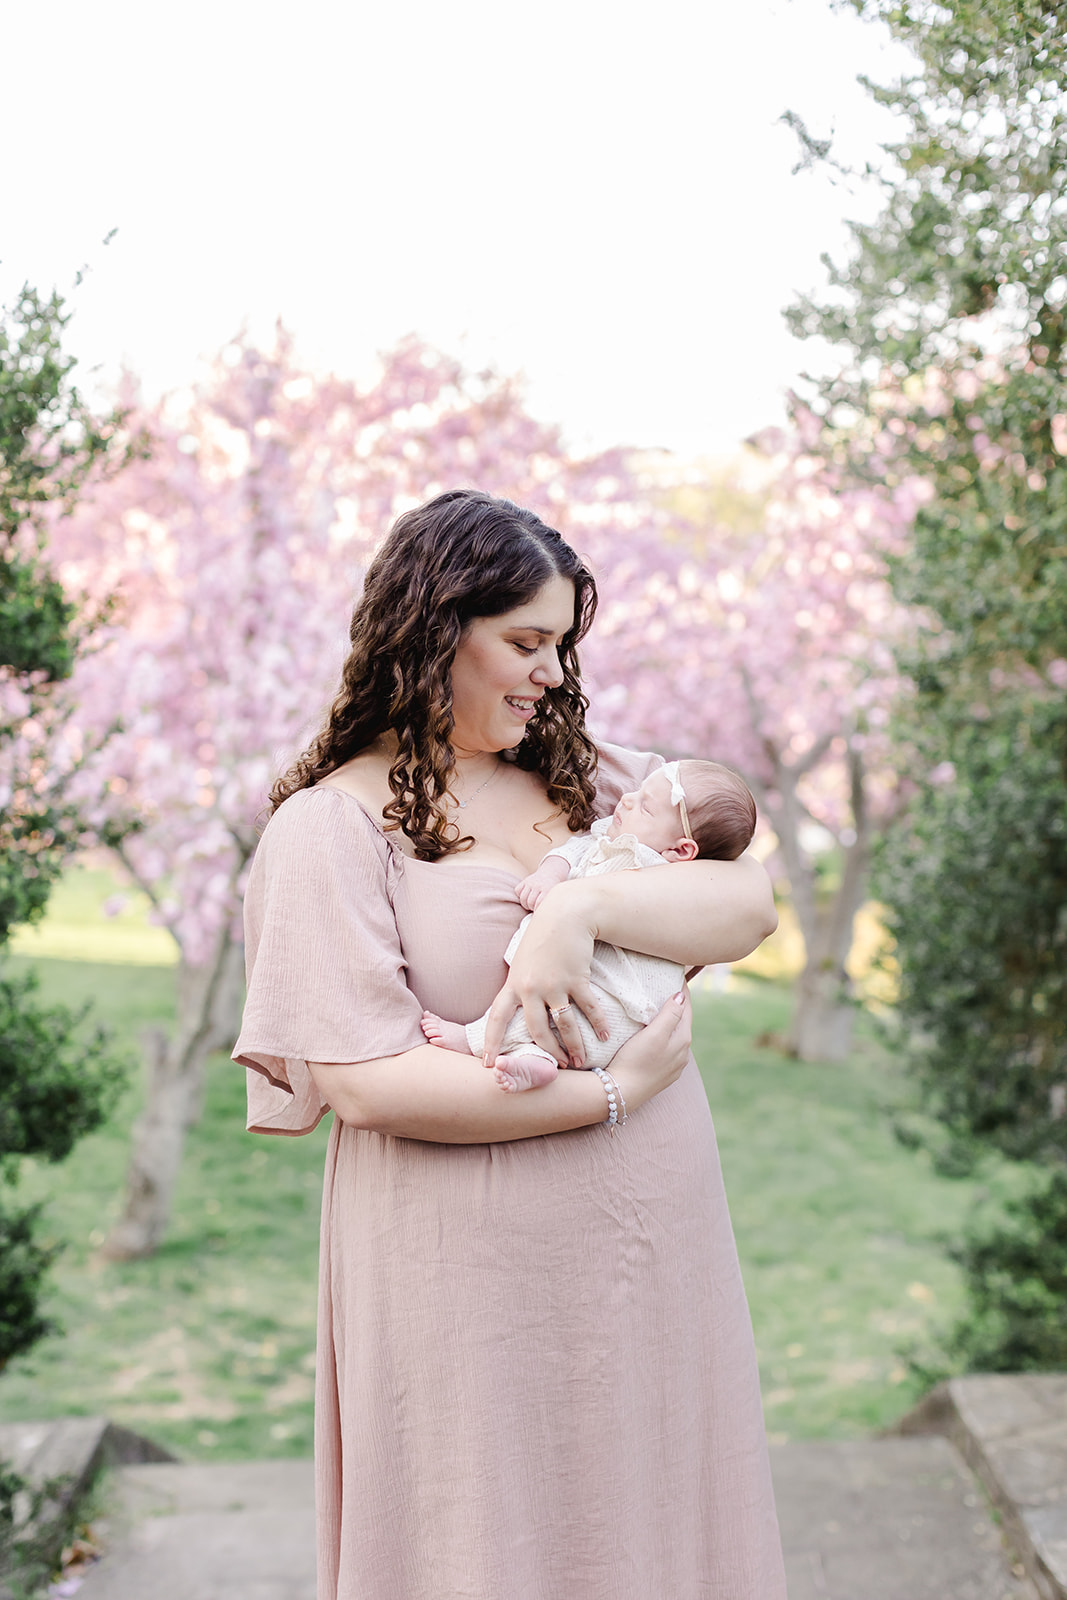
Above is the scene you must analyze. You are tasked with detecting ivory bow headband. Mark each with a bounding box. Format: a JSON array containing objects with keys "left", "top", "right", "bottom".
[{"left": 660, "top": 761, "right": 693, "bottom": 842}]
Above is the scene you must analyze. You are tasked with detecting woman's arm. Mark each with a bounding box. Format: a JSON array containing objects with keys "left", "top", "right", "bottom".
[
  {"left": 576, "top": 854, "right": 777, "bottom": 964},
  {"left": 307, "top": 990, "right": 692, "bottom": 1143},
  {"left": 482, "top": 855, "right": 776, "bottom": 1066}
]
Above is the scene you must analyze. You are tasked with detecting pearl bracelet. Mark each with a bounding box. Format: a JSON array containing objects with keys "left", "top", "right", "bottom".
[{"left": 591, "top": 1066, "right": 627, "bottom": 1130}]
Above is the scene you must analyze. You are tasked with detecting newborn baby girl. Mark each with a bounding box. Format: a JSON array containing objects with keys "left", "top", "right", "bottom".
[{"left": 421, "top": 757, "right": 757, "bottom": 1091}]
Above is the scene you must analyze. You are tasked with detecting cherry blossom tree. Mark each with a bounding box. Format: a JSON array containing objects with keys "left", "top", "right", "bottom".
[
  {"left": 49, "top": 328, "right": 665, "bottom": 1256},
  {"left": 583, "top": 421, "right": 924, "bottom": 1059},
  {"left": 49, "top": 314, "right": 925, "bottom": 1270}
]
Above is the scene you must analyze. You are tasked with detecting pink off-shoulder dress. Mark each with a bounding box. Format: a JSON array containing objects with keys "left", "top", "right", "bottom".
[{"left": 232, "top": 743, "right": 785, "bottom": 1600}]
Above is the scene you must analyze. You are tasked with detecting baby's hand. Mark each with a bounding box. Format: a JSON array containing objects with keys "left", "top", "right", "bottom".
[{"left": 515, "top": 855, "right": 571, "bottom": 911}]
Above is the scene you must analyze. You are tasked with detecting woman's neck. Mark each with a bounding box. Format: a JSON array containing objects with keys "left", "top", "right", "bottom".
[{"left": 372, "top": 729, "right": 502, "bottom": 783}]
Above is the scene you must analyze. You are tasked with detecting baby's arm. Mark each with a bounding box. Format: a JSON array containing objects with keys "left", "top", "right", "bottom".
[
  {"left": 515, "top": 853, "right": 572, "bottom": 911},
  {"left": 515, "top": 830, "right": 596, "bottom": 910}
]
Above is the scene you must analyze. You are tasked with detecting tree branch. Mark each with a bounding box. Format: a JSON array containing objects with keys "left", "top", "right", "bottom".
[{"left": 112, "top": 839, "right": 184, "bottom": 958}]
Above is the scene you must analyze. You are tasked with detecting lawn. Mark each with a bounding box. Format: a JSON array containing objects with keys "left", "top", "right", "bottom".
[
  {"left": 694, "top": 982, "right": 976, "bottom": 1441},
  {"left": 1, "top": 924, "right": 985, "bottom": 1460},
  {"left": 3, "top": 954, "right": 325, "bottom": 1461}
]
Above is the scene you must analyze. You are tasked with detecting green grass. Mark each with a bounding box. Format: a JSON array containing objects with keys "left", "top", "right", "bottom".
[
  {"left": 1, "top": 951, "right": 988, "bottom": 1457},
  {"left": 3, "top": 955, "right": 326, "bottom": 1461},
  {"left": 694, "top": 982, "right": 981, "bottom": 1441},
  {"left": 9, "top": 865, "right": 177, "bottom": 966}
]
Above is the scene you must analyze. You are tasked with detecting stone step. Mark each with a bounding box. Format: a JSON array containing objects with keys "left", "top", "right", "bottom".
[
  {"left": 75, "top": 1460, "right": 315, "bottom": 1600},
  {"left": 73, "top": 1436, "right": 1037, "bottom": 1600},
  {"left": 0, "top": 1417, "right": 173, "bottom": 1597},
  {"left": 898, "top": 1374, "right": 1067, "bottom": 1600},
  {"left": 772, "top": 1437, "right": 1037, "bottom": 1600},
  {"left": 16, "top": 1377, "right": 1063, "bottom": 1600},
  {"left": 0, "top": 1416, "right": 173, "bottom": 1498}
]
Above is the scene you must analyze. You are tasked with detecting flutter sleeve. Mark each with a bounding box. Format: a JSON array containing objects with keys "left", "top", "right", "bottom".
[{"left": 232, "top": 786, "right": 426, "bottom": 1136}]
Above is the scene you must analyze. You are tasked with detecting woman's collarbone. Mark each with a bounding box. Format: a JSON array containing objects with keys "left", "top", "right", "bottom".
[{"left": 321, "top": 764, "right": 574, "bottom": 874}]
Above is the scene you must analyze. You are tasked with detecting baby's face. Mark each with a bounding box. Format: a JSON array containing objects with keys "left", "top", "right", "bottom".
[{"left": 606, "top": 770, "right": 688, "bottom": 854}]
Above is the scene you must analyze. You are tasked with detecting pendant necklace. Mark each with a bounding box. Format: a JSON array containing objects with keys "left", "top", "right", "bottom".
[{"left": 453, "top": 762, "right": 501, "bottom": 810}]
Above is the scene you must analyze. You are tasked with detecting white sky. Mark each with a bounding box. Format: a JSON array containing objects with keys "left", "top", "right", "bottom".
[{"left": 1, "top": 0, "right": 914, "bottom": 458}]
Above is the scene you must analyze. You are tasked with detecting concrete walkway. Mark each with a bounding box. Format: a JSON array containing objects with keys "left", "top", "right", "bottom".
[
  {"left": 900, "top": 1374, "right": 1067, "bottom": 1600},
  {"left": 74, "top": 1436, "right": 1038, "bottom": 1600},
  {"left": 75, "top": 1460, "right": 315, "bottom": 1600},
  {"left": 773, "top": 1437, "right": 1037, "bottom": 1599},
  {"left": 12, "top": 1374, "right": 1066, "bottom": 1599}
]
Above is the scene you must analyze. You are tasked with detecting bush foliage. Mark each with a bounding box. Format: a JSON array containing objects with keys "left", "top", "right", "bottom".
[
  {"left": 0, "top": 287, "right": 127, "bottom": 1370},
  {"left": 879, "top": 700, "right": 1067, "bottom": 1165},
  {"left": 792, "top": 1, "right": 1067, "bottom": 1366},
  {"left": 945, "top": 1168, "right": 1067, "bottom": 1371}
]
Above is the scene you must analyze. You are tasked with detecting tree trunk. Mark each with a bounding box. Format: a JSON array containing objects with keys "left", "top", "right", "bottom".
[
  {"left": 782, "top": 747, "right": 871, "bottom": 1061},
  {"left": 178, "top": 940, "right": 245, "bottom": 1126},
  {"left": 787, "top": 959, "right": 856, "bottom": 1060},
  {"left": 102, "top": 925, "right": 240, "bottom": 1260},
  {"left": 748, "top": 740, "right": 872, "bottom": 1062},
  {"left": 100, "top": 1025, "right": 202, "bottom": 1259}
]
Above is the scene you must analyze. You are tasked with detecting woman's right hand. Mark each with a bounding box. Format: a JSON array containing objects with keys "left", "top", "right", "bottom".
[{"left": 606, "top": 988, "right": 693, "bottom": 1111}]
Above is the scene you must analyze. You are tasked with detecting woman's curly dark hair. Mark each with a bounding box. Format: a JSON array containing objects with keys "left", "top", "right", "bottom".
[{"left": 270, "top": 489, "right": 601, "bottom": 859}]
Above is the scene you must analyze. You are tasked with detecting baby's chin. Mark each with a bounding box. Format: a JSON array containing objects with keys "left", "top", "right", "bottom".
[{"left": 608, "top": 820, "right": 650, "bottom": 847}]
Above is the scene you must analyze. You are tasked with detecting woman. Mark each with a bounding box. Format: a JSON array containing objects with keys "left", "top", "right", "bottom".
[{"left": 233, "top": 490, "right": 786, "bottom": 1600}]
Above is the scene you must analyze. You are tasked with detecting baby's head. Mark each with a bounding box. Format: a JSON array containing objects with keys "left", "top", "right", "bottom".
[{"left": 606, "top": 759, "right": 756, "bottom": 862}]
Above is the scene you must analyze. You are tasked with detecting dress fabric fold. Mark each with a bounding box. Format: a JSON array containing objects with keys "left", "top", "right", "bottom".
[{"left": 232, "top": 741, "right": 786, "bottom": 1600}]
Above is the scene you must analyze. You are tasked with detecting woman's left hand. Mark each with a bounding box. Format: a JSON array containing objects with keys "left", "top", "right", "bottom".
[{"left": 482, "top": 881, "right": 609, "bottom": 1068}]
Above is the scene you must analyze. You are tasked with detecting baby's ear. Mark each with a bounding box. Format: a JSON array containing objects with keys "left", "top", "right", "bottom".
[{"left": 663, "top": 838, "right": 699, "bottom": 863}]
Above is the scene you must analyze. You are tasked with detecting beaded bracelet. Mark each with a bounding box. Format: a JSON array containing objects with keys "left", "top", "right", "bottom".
[{"left": 591, "top": 1066, "right": 627, "bottom": 1130}]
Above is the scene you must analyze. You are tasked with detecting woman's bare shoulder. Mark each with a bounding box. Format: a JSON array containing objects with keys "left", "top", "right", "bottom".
[
  {"left": 593, "top": 741, "right": 664, "bottom": 809},
  {"left": 320, "top": 749, "right": 392, "bottom": 815}
]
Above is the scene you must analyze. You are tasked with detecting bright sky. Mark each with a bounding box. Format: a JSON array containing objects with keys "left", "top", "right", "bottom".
[{"left": 1, "top": 0, "right": 914, "bottom": 458}]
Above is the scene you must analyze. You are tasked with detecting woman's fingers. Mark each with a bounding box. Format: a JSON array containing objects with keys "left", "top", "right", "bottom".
[
  {"left": 541, "top": 983, "right": 609, "bottom": 1068},
  {"left": 482, "top": 987, "right": 608, "bottom": 1071},
  {"left": 485, "top": 980, "right": 691, "bottom": 1075},
  {"left": 520, "top": 999, "right": 571, "bottom": 1066},
  {"left": 481, "top": 987, "right": 521, "bottom": 1067},
  {"left": 659, "top": 988, "right": 693, "bottom": 1068},
  {"left": 669, "top": 985, "right": 693, "bottom": 1039},
  {"left": 625, "top": 988, "right": 692, "bottom": 1076},
  {"left": 482, "top": 987, "right": 571, "bottom": 1068},
  {"left": 538, "top": 978, "right": 612, "bottom": 1069},
  {"left": 536, "top": 1000, "right": 584, "bottom": 1068},
  {"left": 571, "top": 981, "right": 610, "bottom": 1042}
]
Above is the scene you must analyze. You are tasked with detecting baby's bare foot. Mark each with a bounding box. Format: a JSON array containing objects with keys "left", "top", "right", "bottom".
[
  {"left": 492, "top": 1053, "right": 559, "bottom": 1093},
  {"left": 421, "top": 1011, "right": 470, "bottom": 1054}
]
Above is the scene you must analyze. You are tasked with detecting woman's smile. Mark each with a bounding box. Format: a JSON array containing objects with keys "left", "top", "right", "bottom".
[
  {"left": 449, "top": 574, "right": 576, "bottom": 753},
  {"left": 504, "top": 694, "right": 541, "bottom": 722},
  {"left": 243, "top": 487, "right": 781, "bottom": 1600}
]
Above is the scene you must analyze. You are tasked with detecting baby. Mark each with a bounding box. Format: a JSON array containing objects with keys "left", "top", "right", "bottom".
[{"left": 421, "top": 758, "right": 757, "bottom": 1092}]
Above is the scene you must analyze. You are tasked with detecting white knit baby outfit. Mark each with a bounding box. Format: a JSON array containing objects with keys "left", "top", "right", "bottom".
[{"left": 464, "top": 818, "right": 685, "bottom": 1072}]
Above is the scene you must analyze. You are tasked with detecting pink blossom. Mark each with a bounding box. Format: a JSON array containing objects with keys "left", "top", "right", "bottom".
[{"left": 46, "top": 331, "right": 673, "bottom": 963}]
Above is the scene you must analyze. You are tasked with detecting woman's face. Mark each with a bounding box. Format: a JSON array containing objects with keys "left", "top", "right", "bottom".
[{"left": 450, "top": 573, "right": 576, "bottom": 756}]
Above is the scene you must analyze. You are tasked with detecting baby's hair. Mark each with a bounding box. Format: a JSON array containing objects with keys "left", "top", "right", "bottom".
[{"left": 678, "top": 759, "right": 756, "bottom": 861}]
